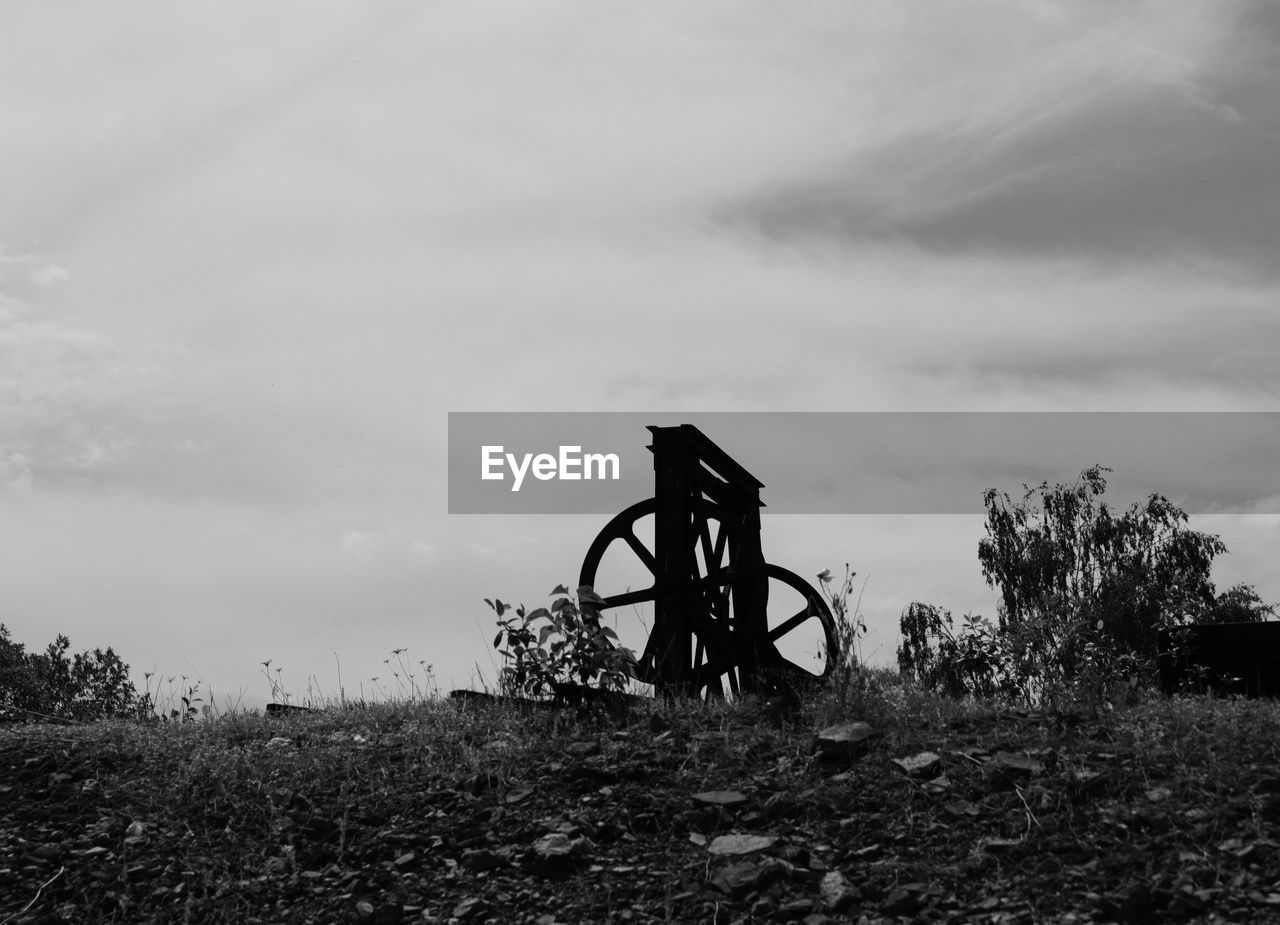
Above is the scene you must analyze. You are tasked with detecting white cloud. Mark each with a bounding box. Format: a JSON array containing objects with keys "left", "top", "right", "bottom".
[
  {"left": 340, "top": 529, "right": 380, "bottom": 559},
  {"left": 340, "top": 530, "right": 440, "bottom": 564},
  {"left": 0, "top": 447, "right": 32, "bottom": 491},
  {"left": 30, "top": 263, "right": 69, "bottom": 288}
]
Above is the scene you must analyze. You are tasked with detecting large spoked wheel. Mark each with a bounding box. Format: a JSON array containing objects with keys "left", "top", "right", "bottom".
[{"left": 579, "top": 498, "right": 837, "bottom": 699}]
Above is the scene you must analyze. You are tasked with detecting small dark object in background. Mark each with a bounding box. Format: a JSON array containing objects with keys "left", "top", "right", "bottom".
[
  {"left": 266, "top": 703, "right": 314, "bottom": 717},
  {"left": 447, "top": 686, "right": 646, "bottom": 720},
  {"left": 1158, "top": 622, "right": 1280, "bottom": 698}
]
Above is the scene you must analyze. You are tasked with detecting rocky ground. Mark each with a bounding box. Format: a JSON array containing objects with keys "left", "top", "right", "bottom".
[{"left": 3, "top": 691, "right": 1280, "bottom": 924}]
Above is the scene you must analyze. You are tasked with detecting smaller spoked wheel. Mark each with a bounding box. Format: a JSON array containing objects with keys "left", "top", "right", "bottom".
[{"left": 579, "top": 498, "right": 837, "bottom": 699}]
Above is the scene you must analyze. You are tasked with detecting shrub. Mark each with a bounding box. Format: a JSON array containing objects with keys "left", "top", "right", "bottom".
[
  {"left": 977, "top": 465, "right": 1246, "bottom": 662},
  {"left": 899, "top": 466, "right": 1274, "bottom": 707},
  {"left": 489, "top": 585, "right": 637, "bottom": 698},
  {"left": 898, "top": 603, "right": 1016, "bottom": 701},
  {"left": 0, "top": 624, "right": 145, "bottom": 723}
]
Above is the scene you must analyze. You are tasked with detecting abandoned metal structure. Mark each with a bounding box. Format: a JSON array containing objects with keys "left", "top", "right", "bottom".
[
  {"left": 1158, "top": 621, "right": 1280, "bottom": 698},
  {"left": 579, "top": 424, "right": 836, "bottom": 699}
]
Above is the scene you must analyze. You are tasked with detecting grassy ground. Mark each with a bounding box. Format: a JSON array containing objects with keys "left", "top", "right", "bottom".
[{"left": 3, "top": 674, "right": 1280, "bottom": 924}]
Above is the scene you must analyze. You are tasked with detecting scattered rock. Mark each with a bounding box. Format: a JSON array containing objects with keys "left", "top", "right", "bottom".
[
  {"left": 943, "top": 798, "right": 981, "bottom": 819},
  {"left": 1068, "top": 767, "right": 1108, "bottom": 800},
  {"left": 814, "top": 721, "right": 881, "bottom": 765},
  {"left": 984, "top": 751, "right": 1044, "bottom": 789},
  {"left": 710, "top": 857, "right": 790, "bottom": 897},
  {"left": 692, "top": 790, "right": 748, "bottom": 807},
  {"left": 981, "top": 837, "right": 1026, "bottom": 855},
  {"left": 987, "top": 751, "right": 1043, "bottom": 776},
  {"left": 564, "top": 740, "right": 602, "bottom": 758},
  {"left": 881, "top": 882, "right": 929, "bottom": 915},
  {"left": 451, "top": 897, "right": 487, "bottom": 920},
  {"left": 892, "top": 751, "right": 942, "bottom": 779},
  {"left": 503, "top": 784, "right": 535, "bottom": 805},
  {"left": 778, "top": 897, "right": 814, "bottom": 918},
  {"left": 819, "top": 870, "right": 861, "bottom": 912},
  {"left": 707, "top": 834, "right": 778, "bottom": 856},
  {"left": 460, "top": 848, "right": 504, "bottom": 872},
  {"left": 530, "top": 832, "right": 590, "bottom": 873},
  {"left": 922, "top": 773, "right": 952, "bottom": 794}
]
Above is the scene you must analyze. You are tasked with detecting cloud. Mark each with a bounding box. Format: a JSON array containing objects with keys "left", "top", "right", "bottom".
[
  {"left": 0, "top": 301, "right": 184, "bottom": 491},
  {"left": 717, "top": 2, "right": 1280, "bottom": 274},
  {"left": 724, "top": 87, "right": 1280, "bottom": 271},
  {"left": 341, "top": 530, "right": 439, "bottom": 565},
  {"left": 0, "top": 246, "right": 69, "bottom": 295},
  {"left": 0, "top": 447, "right": 32, "bottom": 491},
  {"left": 30, "top": 263, "right": 69, "bottom": 289},
  {"left": 340, "top": 529, "right": 380, "bottom": 559}
]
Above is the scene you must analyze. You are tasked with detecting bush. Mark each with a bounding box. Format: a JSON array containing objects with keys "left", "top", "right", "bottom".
[
  {"left": 899, "top": 466, "right": 1274, "bottom": 707},
  {"left": 0, "top": 624, "right": 145, "bottom": 723},
  {"left": 489, "top": 585, "right": 637, "bottom": 698}
]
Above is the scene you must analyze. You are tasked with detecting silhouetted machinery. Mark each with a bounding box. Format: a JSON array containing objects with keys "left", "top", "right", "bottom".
[
  {"left": 579, "top": 425, "right": 836, "bottom": 699},
  {"left": 1158, "top": 622, "right": 1280, "bottom": 697}
]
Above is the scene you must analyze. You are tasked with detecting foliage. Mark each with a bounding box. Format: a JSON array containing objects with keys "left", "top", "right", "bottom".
[
  {"left": 0, "top": 623, "right": 145, "bottom": 723},
  {"left": 1203, "top": 583, "right": 1277, "bottom": 624},
  {"left": 977, "top": 465, "right": 1251, "bottom": 659},
  {"left": 899, "top": 466, "right": 1275, "bottom": 707},
  {"left": 489, "top": 585, "right": 637, "bottom": 698},
  {"left": 817, "top": 565, "right": 868, "bottom": 709},
  {"left": 898, "top": 604, "right": 1017, "bottom": 701}
]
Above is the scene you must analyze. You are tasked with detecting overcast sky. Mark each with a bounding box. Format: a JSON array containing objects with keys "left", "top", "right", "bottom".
[{"left": 3, "top": 2, "right": 1279, "bottom": 711}]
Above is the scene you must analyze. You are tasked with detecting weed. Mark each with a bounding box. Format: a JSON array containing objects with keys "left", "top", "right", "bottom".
[
  {"left": 489, "top": 585, "right": 637, "bottom": 698},
  {"left": 817, "top": 564, "right": 869, "bottom": 711}
]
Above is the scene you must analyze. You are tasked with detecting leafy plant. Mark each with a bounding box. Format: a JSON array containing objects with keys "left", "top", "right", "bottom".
[
  {"left": 899, "top": 466, "right": 1275, "bottom": 707},
  {"left": 978, "top": 465, "right": 1249, "bottom": 662},
  {"left": 898, "top": 603, "right": 1016, "bottom": 701},
  {"left": 0, "top": 624, "right": 145, "bottom": 723},
  {"left": 489, "top": 585, "right": 637, "bottom": 698}
]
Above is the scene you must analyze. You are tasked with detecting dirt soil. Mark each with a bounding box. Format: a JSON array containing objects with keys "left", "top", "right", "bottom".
[{"left": 2, "top": 696, "right": 1280, "bottom": 924}]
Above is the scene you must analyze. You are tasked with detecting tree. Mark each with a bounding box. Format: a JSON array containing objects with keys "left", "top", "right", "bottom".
[
  {"left": 976, "top": 465, "right": 1256, "bottom": 664},
  {"left": 899, "top": 466, "right": 1274, "bottom": 704},
  {"left": 0, "top": 624, "right": 143, "bottom": 723},
  {"left": 0, "top": 625, "right": 42, "bottom": 719}
]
